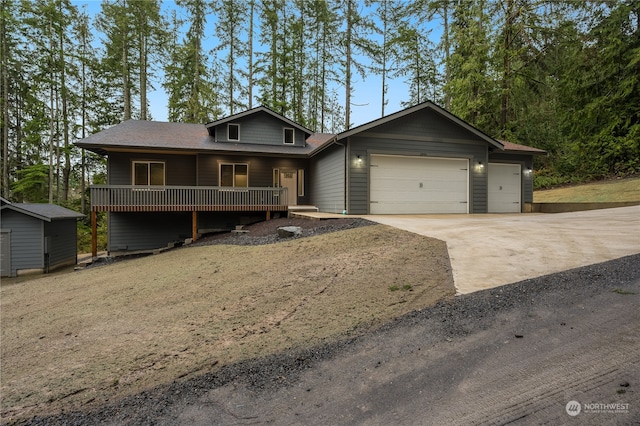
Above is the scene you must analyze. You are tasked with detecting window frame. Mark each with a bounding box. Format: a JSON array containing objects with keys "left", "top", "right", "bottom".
[
  {"left": 283, "top": 127, "right": 295, "bottom": 145},
  {"left": 228, "top": 123, "right": 240, "bottom": 141},
  {"left": 132, "top": 161, "right": 165, "bottom": 186},
  {"left": 219, "top": 162, "right": 249, "bottom": 187}
]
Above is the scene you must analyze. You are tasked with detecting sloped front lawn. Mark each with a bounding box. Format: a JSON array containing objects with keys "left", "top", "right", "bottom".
[{"left": 0, "top": 223, "right": 454, "bottom": 421}]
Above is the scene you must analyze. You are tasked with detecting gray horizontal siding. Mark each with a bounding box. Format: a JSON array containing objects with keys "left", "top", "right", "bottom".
[
  {"left": 2, "top": 210, "right": 43, "bottom": 275},
  {"left": 349, "top": 135, "right": 488, "bottom": 214},
  {"left": 44, "top": 220, "right": 78, "bottom": 269},
  {"left": 366, "top": 108, "right": 488, "bottom": 142},
  {"left": 310, "top": 144, "right": 345, "bottom": 213},
  {"left": 211, "top": 111, "right": 306, "bottom": 147}
]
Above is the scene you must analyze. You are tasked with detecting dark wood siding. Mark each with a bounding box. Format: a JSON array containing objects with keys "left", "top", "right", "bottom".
[
  {"left": 211, "top": 111, "right": 306, "bottom": 147},
  {"left": 310, "top": 144, "right": 345, "bottom": 213},
  {"left": 44, "top": 220, "right": 78, "bottom": 269},
  {"left": 197, "top": 154, "right": 309, "bottom": 204},
  {"left": 1, "top": 210, "right": 43, "bottom": 275},
  {"left": 108, "top": 152, "right": 197, "bottom": 186},
  {"left": 489, "top": 152, "right": 534, "bottom": 203},
  {"left": 108, "top": 212, "right": 192, "bottom": 251}
]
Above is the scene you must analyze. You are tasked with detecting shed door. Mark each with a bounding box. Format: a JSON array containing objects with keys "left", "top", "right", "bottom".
[
  {"left": 0, "top": 231, "right": 10, "bottom": 277},
  {"left": 370, "top": 155, "right": 469, "bottom": 214},
  {"left": 488, "top": 163, "right": 522, "bottom": 213}
]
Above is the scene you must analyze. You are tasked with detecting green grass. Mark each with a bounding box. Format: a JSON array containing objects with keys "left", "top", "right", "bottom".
[{"left": 533, "top": 177, "right": 640, "bottom": 203}]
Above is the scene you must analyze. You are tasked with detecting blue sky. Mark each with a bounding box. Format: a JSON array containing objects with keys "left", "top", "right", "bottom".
[{"left": 73, "top": 0, "right": 444, "bottom": 128}]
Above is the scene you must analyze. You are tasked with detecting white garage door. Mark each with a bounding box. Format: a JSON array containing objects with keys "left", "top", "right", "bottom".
[
  {"left": 370, "top": 155, "right": 469, "bottom": 214},
  {"left": 488, "top": 163, "right": 521, "bottom": 213}
]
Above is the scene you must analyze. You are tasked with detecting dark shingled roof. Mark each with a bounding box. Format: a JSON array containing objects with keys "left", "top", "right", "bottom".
[
  {"left": 76, "top": 120, "right": 334, "bottom": 157},
  {"left": 1, "top": 203, "right": 84, "bottom": 221},
  {"left": 499, "top": 140, "right": 547, "bottom": 155}
]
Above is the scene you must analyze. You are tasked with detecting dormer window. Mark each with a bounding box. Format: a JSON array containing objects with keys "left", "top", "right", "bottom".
[
  {"left": 228, "top": 123, "right": 240, "bottom": 141},
  {"left": 283, "top": 128, "right": 295, "bottom": 145}
]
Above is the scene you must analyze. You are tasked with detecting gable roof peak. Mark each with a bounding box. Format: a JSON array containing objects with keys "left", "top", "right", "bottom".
[
  {"left": 337, "top": 100, "right": 503, "bottom": 150},
  {"left": 204, "top": 105, "right": 313, "bottom": 135}
]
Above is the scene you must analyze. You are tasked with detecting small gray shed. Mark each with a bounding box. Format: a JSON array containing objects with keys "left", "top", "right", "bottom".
[{"left": 0, "top": 198, "right": 84, "bottom": 277}]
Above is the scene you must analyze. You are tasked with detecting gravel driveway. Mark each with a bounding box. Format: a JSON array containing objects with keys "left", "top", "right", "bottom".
[{"left": 24, "top": 254, "right": 640, "bottom": 425}]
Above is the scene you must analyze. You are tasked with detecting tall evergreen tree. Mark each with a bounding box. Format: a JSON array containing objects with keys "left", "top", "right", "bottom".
[
  {"left": 164, "top": 0, "right": 220, "bottom": 123},
  {"left": 339, "top": 0, "right": 377, "bottom": 129},
  {"left": 447, "top": 0, "right": 494, "bottom": 130},
  {"left": 212, "top": 0, "right": 248, "bottom": 115}
]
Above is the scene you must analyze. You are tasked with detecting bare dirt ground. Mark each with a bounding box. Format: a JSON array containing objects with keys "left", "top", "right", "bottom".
[{"left": 0, "top": 219, "right": 454, "bottom": 423}]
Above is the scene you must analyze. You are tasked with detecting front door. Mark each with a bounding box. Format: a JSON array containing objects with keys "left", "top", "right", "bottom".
[{"left": 280, "top": 171, "right": 298, "bottom": 206}]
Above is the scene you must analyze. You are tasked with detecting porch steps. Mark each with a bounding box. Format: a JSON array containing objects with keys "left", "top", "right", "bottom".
[{"left": 287, "top": 205, "right": 319, "bottom": 213}]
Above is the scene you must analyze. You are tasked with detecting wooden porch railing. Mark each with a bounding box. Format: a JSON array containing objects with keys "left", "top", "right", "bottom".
[{"left": 90, "top": 185, "right": 289, "bottom": 212}]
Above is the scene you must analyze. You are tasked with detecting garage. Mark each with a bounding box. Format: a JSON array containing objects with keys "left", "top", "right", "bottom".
[
  {"left": 488, "top": 163, "right": 522, "bottom": 213},
  {"left": 369, "top": 154, "right": 469, "bottom": 214}
]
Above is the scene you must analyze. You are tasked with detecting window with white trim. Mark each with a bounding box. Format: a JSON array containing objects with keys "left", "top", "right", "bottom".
[
  {"left": 220, "top": 163, "right": 248, "bottom": 187},
  {"left": 228, "top": 123, "right": 240, "bottom": 141},
  {"left": 133, "top": 161, "right": 165, "bottom": 186},
  {"left": 283, "top": 127, "right": 295, "bottom": 145}
]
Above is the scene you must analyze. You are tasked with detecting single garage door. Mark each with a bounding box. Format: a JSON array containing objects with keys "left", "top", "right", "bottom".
[
  {"left": 488, "top": 163, "right": 521, "bottom": 213},
  {"left": 370, "top": 154, "right": 469, "bottom": 214}
]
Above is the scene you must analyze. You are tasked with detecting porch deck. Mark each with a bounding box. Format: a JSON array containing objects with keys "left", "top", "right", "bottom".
[
  {"left": 88, "top": 185, "right": 289, "bottom": 257},
  {"left": 90, "top": 185, "right": 289, "bottom": 213}
]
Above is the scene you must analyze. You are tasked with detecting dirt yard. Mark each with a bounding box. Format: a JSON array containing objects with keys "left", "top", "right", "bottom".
[{"left": 0, "top": 220, "right": 454, "bottom": 422}]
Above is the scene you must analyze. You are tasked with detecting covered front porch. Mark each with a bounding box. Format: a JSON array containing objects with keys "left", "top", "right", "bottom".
[{"left": 89, "top": 185, "right": 289, "bottom": 257}]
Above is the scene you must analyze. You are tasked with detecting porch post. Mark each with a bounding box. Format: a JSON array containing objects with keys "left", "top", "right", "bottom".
[
  {"left": 192, "top": 211, "right": 198, "bottom": 241},
  {"left": 91, "top": 210, "right": 97, "bottom": 258},
  {"left": 266, "top": 210, "right": 271, "bottom": 221}
]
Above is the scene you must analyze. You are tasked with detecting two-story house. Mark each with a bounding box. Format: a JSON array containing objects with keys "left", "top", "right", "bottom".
[{"left": 76, "top": 102, "right": 545, "bottom": 256}]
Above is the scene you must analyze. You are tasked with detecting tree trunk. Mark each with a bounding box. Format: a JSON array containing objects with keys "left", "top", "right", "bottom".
[
  {"left": 442, "top": 2, "right": 450, "bottom": 110},
  {"left": 500, "top": 0, "right": 513, "bottom": 135},
  {"left": 345, "top": 0, "right": 352, "bottom": 129},
  {"left": 48, "top": 17, "right": 54, "bottom": 204},
  {"left": 140, "top": 31, "right": 147, "bottom": 120},
  {"left": 248, "top": 0, "right": 254, "bottom": 109},
  {"left": 59, "top": 2, "right": 70, "bottom": 201},
  {"left": 1, "top": 0, "right": 9, "bottom": 198}
]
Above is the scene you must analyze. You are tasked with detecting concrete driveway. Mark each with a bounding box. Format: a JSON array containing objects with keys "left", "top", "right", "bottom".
[{"left": 367, "top": 205, "right": 640, "bottom": 294}]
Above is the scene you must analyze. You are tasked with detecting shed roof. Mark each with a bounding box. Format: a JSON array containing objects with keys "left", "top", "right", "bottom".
[
  {"left": 499, "top": 140, "right": 547, "bottom": 156},
  {"left": 1, "top": 203, "right": 84, "bottom": 222}
]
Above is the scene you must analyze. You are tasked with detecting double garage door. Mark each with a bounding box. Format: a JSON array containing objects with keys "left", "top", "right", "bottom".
[
  {"left": 369, "top": 155, "right": 523, "bottom": 214},
  {"left": 370, "top": 155, "right": 469, "bottom": 214}
]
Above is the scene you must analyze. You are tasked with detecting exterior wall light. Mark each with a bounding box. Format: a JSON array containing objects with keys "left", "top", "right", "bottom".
[
  {"left": 476, "top": 161, "right": 485, "bottom": 172},
  {"left": 356, "top": 155, "right": 363, "bottom": 163}
]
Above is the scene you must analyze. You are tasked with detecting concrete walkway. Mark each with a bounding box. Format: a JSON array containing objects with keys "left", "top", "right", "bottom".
[{"left": 367, "top": 206, "right": 640, "bottom": 294}]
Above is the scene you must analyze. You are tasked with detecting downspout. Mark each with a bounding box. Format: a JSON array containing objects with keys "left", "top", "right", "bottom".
[{"left": 345, "top": 137, "right": 350, "bottom": 214}]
